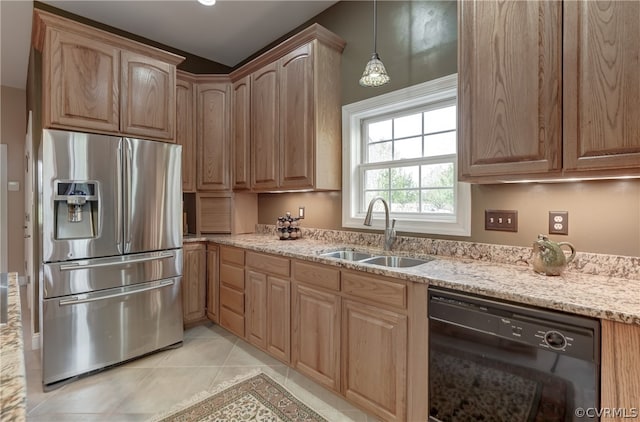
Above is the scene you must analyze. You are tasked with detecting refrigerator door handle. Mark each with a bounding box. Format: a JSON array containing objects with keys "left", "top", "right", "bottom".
[
  {"left": 59, "top": 251, "right": 175, "bottom": 271},
  {"left": 123, "top": 139, "right": 133, "bottom": 253},
  {"left": 116, "top": 140, "right": 124, "bottom": 254},
  {"left": 59, "top": 279, "right": 176, "bottom": 306}
]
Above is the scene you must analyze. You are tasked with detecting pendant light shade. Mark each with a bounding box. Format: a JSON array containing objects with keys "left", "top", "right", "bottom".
[{"left": 359, "top": 0, "right": 390, "bottom": 87}]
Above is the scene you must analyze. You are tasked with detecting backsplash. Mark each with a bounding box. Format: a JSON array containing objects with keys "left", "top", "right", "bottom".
[{"left": 256, "top": 224, "right": 640, "bottom": 280}]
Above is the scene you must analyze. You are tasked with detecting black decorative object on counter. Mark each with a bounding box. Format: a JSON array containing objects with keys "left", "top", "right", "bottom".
[{"left": 277, "top": 211, "right": 301, "bottom": 240}]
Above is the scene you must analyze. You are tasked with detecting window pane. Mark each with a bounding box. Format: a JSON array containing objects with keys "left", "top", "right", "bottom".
[
  {"left": 394, "top": 113, "right": 422, "bottom": 139},
  {"left": 421, "top": 163, "right": 454, "bottom": 188},
  {"left": 367, "top": 119, "right": 392, "bottom": 143},
  {"left": 394, "top": 137, "right": 422, "bottom": 160},
  {"left": 391, "top": 166, "right": 419, "bottom": 189},
  {"left": 364, "top": 191, "right": 390, "bottom": 212},
  {"left": 364, "top": 168, "right": 389, "bottom": 190},
  {"left": 368, "top": 141, "right": 392, "bottom": 163},
  {"left": 424, "top": 105, "right": 456, "bottom": 133},
  {"left": 424, "top": 132, "right": 456, "bottom": 157},
  {"left": 421, "top": 189, "right": 454, "bottom": 214},
  {"left": 391, "top": 189, "right": 419, "bottom": 213}
]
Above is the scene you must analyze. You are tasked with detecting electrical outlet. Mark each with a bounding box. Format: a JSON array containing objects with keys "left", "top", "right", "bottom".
[
  {"left": 549, "top": 211, "right": 568, "bottom": 235},
  {"left": 298, "top": 206, "right": 305, "bottom": 219},
  {"left": 485, "top": 210, "right": 518, "bottom": 232}
]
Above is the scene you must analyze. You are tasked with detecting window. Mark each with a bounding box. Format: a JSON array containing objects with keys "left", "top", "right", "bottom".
[{"left": 342, "top": 74, "right": 471, "bottom": 236}]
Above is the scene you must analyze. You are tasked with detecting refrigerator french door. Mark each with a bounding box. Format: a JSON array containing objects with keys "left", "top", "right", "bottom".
[{"left": 39, "top": 129, "right": 183, "bottom": 388}]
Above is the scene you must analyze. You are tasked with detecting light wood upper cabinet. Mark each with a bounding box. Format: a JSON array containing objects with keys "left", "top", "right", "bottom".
[
  {"left": 232, "top": 76, "right": 251, "bottom": 190},
  {"left": 233, "top": 24, "right": 345, "bottom": 192},
  {"left": 196, "top": 79, "right": 231, "bottom": 191},
  {"left": 563, "top": 1, "right": 640, "bottom": 175},
  {"left": 182, "top": 242, "right": 207, "bottom": 325},
  {"left": 458, "top": 0, "right": 563, "bottom": 181},
  {"left": 279, "top": 44, "right": 314, "bottom": 189},
  {"left": 459, "top": 0, "right": 640, "bottom": 182},
  {"left": 34, "top": 10, "right": 183, "bottom": 142},
  {"left": 250, "top": 62, "right": 279, "bottom": 190},
  {"left": 176, "top": 73, "right": 196, "bottom": 192},
  {"left": 45, "top": 28, "right": 120, "bottom": 133},
  {"left": 120, "top": 51, "right": 176, "bottom": 140}
]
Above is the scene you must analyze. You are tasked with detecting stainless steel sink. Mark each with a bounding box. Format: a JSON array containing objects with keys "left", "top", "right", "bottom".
[
  {"left": 359, "top": 255, "right": 432, "bottom": 268},
  {"left": 319, "top": 250, "right": 375, "bottom": 261}
]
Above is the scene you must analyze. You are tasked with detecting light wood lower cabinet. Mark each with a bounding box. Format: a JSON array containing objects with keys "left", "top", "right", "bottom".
[
  {"left": 600, "top": 320, "right": 640, "bottom": 422},
  {"left": 292, "top": 283, "right": 341, "bottom": 392},
  {"left": 206, "top": 243, "right": 218, "bottom": 322},
  {"left": 245, "top": 252, "right": 291, "bottom": 364},
  {"left": 182, "top": 242, "right": 206, "bottom": 325},
  {"left": 218, "top": 246, "right": 245, "bottom": 337},
  {"left": 342, "top": 300, "right": 407, "bottom": 422}
]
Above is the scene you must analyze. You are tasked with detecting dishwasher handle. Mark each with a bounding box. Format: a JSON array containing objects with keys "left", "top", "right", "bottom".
[{"left": 59, "top": 279, "right": 176, "bottom": 306}]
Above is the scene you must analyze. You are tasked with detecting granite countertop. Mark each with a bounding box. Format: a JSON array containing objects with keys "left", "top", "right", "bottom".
[
  {"left": 203, "top": 233, "right": 640, "bottom": 326},
  {"left": 0, "top": 273, "right": 27, "bottom": 421}
]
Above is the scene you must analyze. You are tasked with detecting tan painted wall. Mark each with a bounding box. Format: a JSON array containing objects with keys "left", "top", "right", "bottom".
[
  {"left": 256, "top": 1, "right": 640, "bottom": 257},
  {"left": 1, "top": 85, "right": 26, "bottom": 273}
]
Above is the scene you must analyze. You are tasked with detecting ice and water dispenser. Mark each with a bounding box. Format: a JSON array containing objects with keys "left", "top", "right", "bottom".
[{"left": 53, "top": 181, "right": 99, "bottom": 239}]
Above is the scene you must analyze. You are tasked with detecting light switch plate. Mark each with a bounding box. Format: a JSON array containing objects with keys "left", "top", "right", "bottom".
[{"left": 485, "top": 210, "right": 518, "bottom": 232}]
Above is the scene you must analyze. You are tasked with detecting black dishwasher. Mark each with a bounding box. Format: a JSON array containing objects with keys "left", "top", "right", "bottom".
[{"left": 428, "top": 287, "right": 600, "bottom": 422}]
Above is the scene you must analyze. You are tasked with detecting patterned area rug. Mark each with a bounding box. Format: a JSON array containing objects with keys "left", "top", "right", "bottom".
[
  {"left": 148, "top": 370, "right": 328, "bottom": 422},
  {"left": 429, "top": 347, "right": 570, "bottom": 422}
]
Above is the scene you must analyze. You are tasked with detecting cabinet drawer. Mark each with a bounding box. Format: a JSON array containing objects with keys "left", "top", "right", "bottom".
[
  {"left": 220, "top": 263, "right": 244, "bottom": 290},
  {"left": 342, "top": 271, "right": 407, "bottom": 309},
  {"left": 220, "top": 285, "right": 244, "bottom": 314},
  {"left": 220, "top": 246, "right": 245, "bottom": 266},
  {"left": 246, "top": 252, "right": 290, "bottom": 277},
  {"left": 219, "top": 307, "right": 244, "bottom": 338},
  {"left": 292, "top": 260, "right": 340, "bottom": 291}
]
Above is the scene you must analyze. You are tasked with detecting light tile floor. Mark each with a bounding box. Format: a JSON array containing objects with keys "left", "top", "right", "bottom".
[{"left": 24, "top": 322, "right": 380, "bottom": 421}]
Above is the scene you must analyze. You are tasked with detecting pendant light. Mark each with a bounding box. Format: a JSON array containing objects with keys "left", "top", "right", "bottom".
[
  {"left": 198, "top": 0, "right": 216, "bottom": 6},
  {"left": 359, "top": 0, "right": 390, "bottom": 87}
]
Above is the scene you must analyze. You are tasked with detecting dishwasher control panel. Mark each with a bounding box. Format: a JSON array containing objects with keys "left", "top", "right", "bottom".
[{"left": 429, "top": 289, "right": 600, "bottom": 362}]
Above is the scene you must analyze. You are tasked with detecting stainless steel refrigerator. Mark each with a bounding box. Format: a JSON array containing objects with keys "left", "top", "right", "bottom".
[{"left": 39, "top": 129, "right": 183, "bottom": 388}]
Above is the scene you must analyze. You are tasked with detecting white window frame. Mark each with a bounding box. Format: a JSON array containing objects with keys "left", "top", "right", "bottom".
[{"left": 342, "top": 74, "right": 471, "bottom": 236}]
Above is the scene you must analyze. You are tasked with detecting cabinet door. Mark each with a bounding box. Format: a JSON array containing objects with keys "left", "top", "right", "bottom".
[
  {"left": 197, "top": 82, "right": 231, "bottom": 191},
  {"left": 601, "top": 320, "right": 640, "bottom": 422},
  {"left": 196, "top": 194, "right": 231, "bottom": 234},
  {"left": 176, "top": 77, "right": 196, "bottom": 191},
  {"left": 121, "top": 51, "right": 176, "bottom": 140},
  {"left": 564, "top": 1, "right": 640, "bottom": 174},
  {"left": 292, "top": 283, "right": 340, "bottom": 391},
  {"left": 458, "top": 0, "right": 562, "bottom": 180},
  {"left": 245, "top": 270, "right": 268, "bottom": 349},
  {"left": 279, "top": 43, "right": 314, "bottom": 189},
  {"left": 46, "top": 28, "right": 120, "bottom": 133},
  {"left": 267, "top": 276, "right": 290, "bottom": 363},
  {"left": 251, "top": 62, "right": 279, "bottom": 190},
  {"left": 342, "top": 300, "right": 407, "bottom": 422},
  {"left": 182, "top": 243, "right": 206, "bottom": 324},
  {"left": 206, "top": 243, "right": 218, "bottom": 322},
  {"left": 232, "top": 77, "right": 251, "bottom": 190}
]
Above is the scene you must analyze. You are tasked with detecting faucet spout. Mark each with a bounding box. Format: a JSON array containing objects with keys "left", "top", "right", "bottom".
[{"left": 363, "top": 196, "right": 396, "bottom": 251}]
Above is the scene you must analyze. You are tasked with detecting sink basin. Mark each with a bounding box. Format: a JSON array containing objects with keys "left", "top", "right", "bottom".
[
  {"left": 319, "top": 250, "right": 375, "bottom": 261},
  {"left": 359, "top": 255, "right": 432, "bottom": 268}
]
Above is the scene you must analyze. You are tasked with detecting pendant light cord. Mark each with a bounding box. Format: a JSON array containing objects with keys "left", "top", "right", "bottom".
[{"left": 373, "top": 0, "right": 377, "bottom": 54}]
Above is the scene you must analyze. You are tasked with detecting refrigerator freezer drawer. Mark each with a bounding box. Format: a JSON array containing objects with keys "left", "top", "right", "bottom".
[
  {"left": 43, "top": 249, "right": 183, "bottom": 298},
  {"left": 42, "top": 277, "right": 183, "bottom": 386}
]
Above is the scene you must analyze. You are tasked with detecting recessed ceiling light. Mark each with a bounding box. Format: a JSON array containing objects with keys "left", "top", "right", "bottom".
[{"left": 198, "top": 0, "right": 216, "bottom": 6}]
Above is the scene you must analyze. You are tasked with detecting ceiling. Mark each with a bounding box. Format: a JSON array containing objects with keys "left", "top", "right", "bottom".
[{"left": 0, "top": 0, "right": 338, "bottom": 89}]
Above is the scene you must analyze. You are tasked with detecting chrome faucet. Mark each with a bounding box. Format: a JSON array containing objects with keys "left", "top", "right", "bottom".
[{"left": 363, "top": 196, "right": 396, "bottom": 251}]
